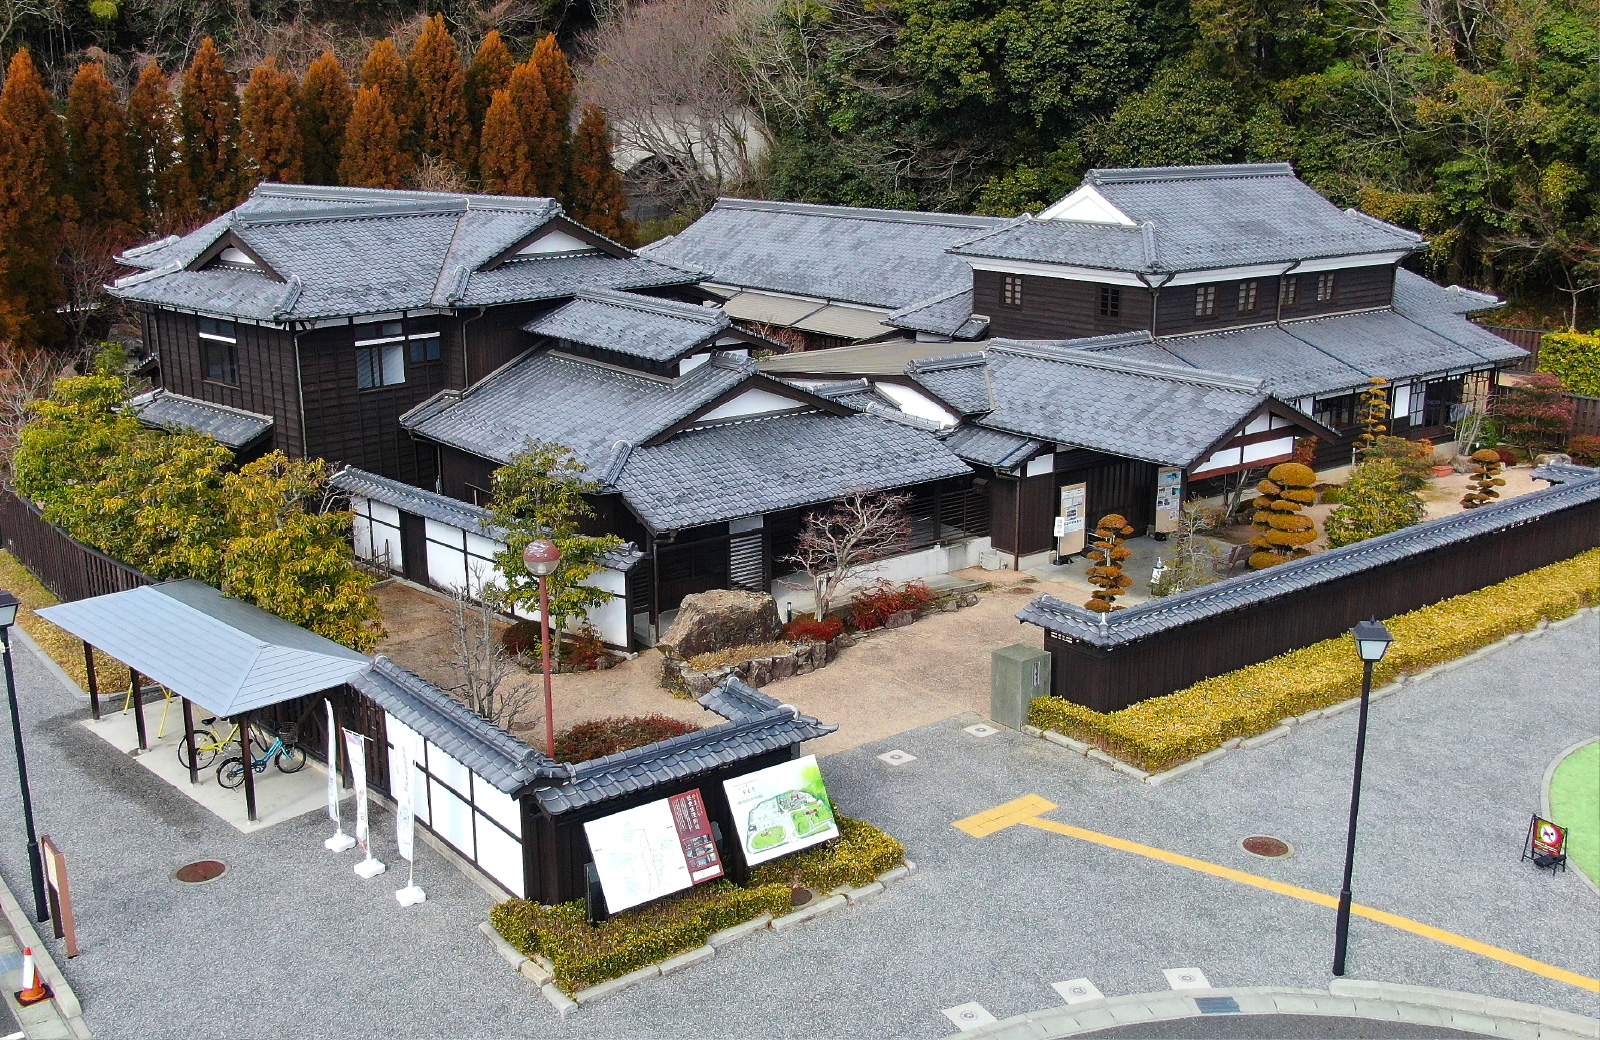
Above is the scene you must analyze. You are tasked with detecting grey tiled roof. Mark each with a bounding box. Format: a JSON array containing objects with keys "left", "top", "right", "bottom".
[
  {"left": 111, "top": 183, "right": 698, "bottom": 321},
  {"left": 523, "top": 290, "right": 728, "bottom": 362},
  {"left": 941, "top": 424, "right": 1042, "bottom": 468},
  {"left": 1146, "top": 325, "right": 1367, "bottom": 400},
  {"left": 906, "top": 354, "right": 992, "bottom": 414},
  {"left": 1532, "top": 461, "right": 1600, "bottom": 483},
  {"left": 885, "top": 287, "right": 989, "bottom": 339},
  {"left": 952, "top": 164, "right": 1423, "bottom": 273},
  {"left": 1392, "top": 268, "right": 1502, "bottom": 315},
  {"left": 1018, "top": 470, "right": 1599, "bottom": 644},
  {"left": 349, "top": 656, "right": 567, "bottom": 795},
  {"left": 612, "top": 410, "right": 972, "bottom": 532},
  {"left": 528, "top": 677, "right": 835, "bottom": 815},
  {"left": 328, "top": 465, "right": 645, "bottom": 571},
  {"left": 403, "top": 350, "right": 755, "bottom": 471},
  {"left": 776, "top": 377, "right": 891, "bottom": 412},
  {"left": 1282, "top": 309, "right": 1514, "bottom": 384},
  {"left": 128, "top": 388, "right": 273, "bottom": 449},
  {"left": 641, "top": 198, "right": 1005, "bottom": 311},
  {"left": 977, "top": 342, "right": 1273, "bottom": 466}
]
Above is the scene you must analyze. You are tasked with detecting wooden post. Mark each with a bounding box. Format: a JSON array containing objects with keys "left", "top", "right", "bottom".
[
  {"left": 82, "top": 642, "right": 99, "bottom": 720},
  {"left": 130, "top": 667, "right": 148, "bottom": 751},
  {"left": 239, "top": 712, "right": 257, "bottom": 822},
  {"left": 181, "top": 698, "right": 198, "bottom": 785}
]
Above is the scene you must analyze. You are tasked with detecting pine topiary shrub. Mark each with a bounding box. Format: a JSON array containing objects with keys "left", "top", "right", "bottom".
[
  {"left": 1084, "top": 514, "right": 1134, "bottom": 611},
  {"left": 1460, "top": 449, "right": 1506, "bottom": 509},
  {"left": 1354, "top": 377, "right": 1390, "bottom": 456},
  {"left": 1248, "top": 462, "right": 1318, "bottom": 569}
]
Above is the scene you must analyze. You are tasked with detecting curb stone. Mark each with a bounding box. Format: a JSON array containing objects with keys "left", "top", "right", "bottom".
[
  {"left": 0, "top": 864, "right": 88, "bottom": 1037},
  {"left": 478, "top": 920, "right": 526, "bottom": 971},
  {"left": 1043, "top": 731, "right": 1088, "bottom": 755},
  {"left": 540, "top": 983, "right": 577, "bottom": 1018},
  {"left": 834, "top": 881, "right": 884, "bottom": 905},
  {"left": 1022, "top": 724, "right": 1043, "bottom": 737},
  {"left": 1146, "top": 759, "right": 1202, "bottom": 786},
  {"left": 1241, "top": 726, "right": 1290, "bottom": 748},
  {"left": 772, "top": 893, "right": 847, "bottom": 931},
  {"left": 519, "top": 958, "right": 553, "bottom": 986},
  {"left": 658, "top": 945, "right": 714, "bottom": 976},
  {"left": 707, "top": 912, "right": 771, "bottom": 948}
]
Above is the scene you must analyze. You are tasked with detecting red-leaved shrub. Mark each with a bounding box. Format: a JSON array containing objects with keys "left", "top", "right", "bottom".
[
  {"left": 1495, "top": 447, "right": 1518, "bottom": 466},
  {"left": 1567, "top": 435, "right": 1600, "bottom": 466},
  {"left": 552, "top": 715, "right": 700, "bottom": 763},
  {"left": 849, "top": 579, "right": 936, "bottom": 631},
  {"left": 781, "top": 614, "right": 844, "bottom": 642}
]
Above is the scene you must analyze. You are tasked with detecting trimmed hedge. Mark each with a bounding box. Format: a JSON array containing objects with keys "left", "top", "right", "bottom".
[
  {"left": 490, "top": 815, "right": 905, "bottom": 992},
  {"left": 1538, "top": 331, "right": 1600, "bottom": 397},
  {"left": 1030, "top": 549, "right": 1599, "bottom": 773}
]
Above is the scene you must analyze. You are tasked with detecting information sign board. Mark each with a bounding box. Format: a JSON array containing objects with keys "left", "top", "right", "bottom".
[
  {"left": 1057, "top": 483, "right": 1087, "bottom": 559},
  {"left": 1154, "top": 467, "right": 1183, "bottom": 534},
  {"left": 584, "top": 788, "right": 724, "bottom": 912},
  {"left": 723, "top": 755, "right": 839, "bottom": 867},
  {"left": 1531, "top": 816, "right": 1566, "bottom": 858}
]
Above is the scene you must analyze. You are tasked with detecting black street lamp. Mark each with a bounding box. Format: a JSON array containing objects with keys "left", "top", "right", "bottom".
[
  {"left": 0, "top": 589, "right": 50, "bottom": 923},
  {"left": 522, "top": 539, "right": 562, "bottom": 760},
  {"left": 1333, "top": 616, "right": 1393, "bottom": 977}
]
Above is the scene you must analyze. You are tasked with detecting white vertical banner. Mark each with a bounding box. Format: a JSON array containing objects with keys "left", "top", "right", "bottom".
[
  {"left": 323, "top": 702, "right": 355, "bottom": 852},
  {"left": 344, "top": 728, "right": 385, "bottom": 878},
  {"left": 394, "top": 735, "right": 425, "bottom": 906}
]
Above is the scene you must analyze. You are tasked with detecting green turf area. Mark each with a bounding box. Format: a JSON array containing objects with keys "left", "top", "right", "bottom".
[{"left": 1549, "top": 739, "right": 1598, "bottom": 886}]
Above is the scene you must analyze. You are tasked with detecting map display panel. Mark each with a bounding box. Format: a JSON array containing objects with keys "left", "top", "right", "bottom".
[
  {"left": 584, "top": 789, "right": 725, "bottom": 912},
  {"left": 723, "top": 755, "right": 839, "bottom": 866}
]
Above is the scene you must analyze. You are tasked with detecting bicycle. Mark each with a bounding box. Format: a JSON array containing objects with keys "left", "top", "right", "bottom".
[
  {"left": 177, "top": 717, "right": 266, "bottom": 771},
  {"left": 217, "top": 726, "right": 306, "bottom": 788}
]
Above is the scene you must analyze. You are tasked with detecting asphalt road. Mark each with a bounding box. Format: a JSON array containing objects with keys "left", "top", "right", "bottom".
[
  {"left": 1079, "top": 1015, "right": 1485, "bottom": 1038},
  {"left": 0, "top": 613, "right": 1594, "bottom": 1038}
]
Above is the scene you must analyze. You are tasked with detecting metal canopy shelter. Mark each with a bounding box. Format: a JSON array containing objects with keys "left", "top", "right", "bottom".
[{"left": 37, "top": 580, "right": 369, "bottom": 820}]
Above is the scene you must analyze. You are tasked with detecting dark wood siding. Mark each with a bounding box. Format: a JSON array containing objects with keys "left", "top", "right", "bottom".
[
  {"left": 297, "top": 320, "right": 448, "bottom": 486},
  {"left": 463, "top": 301, "right": 562, "bottom": 386},
  {"left": 1153, "top": 266, "right": 1397, "bottom": 337},
  {"left": 144, "top": 307, "right": 304, "bottom": 457},
  {"left": 438, "top": 445, "right": 500, "bottom": 503},
  {"left": 1058, "top": 452, "right": 1158, "bottom": 535},
  {"left": 989, "top": 473, "right": 1057, "bottom": 557},
  {"left": 975, "top": 270, "right": 1150, "bottom": 340},
  {"left": 1278, "top": 265, "right": 1395, "bottom": 320}
]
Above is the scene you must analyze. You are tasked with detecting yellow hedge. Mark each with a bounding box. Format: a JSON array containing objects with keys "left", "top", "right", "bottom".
[{"left": 1030, "top": 549, "right": 1599, "bottom": 773}]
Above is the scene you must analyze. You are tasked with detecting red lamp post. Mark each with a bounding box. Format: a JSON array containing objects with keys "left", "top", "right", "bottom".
[{"left": 522, "top": 539, "right": 562, "bottom": 758}]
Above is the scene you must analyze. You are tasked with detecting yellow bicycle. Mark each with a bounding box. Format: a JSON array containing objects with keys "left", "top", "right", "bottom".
[{"left": 177, "top": 718, "right": 267, "bottom": 770}]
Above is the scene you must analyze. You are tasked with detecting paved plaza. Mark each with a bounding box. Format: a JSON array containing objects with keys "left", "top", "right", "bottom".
[{"left": 0, "top": 613, "right": 1594, "bottom": 1038}]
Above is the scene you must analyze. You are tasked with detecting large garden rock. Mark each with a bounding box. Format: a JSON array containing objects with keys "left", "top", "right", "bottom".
[{"left": 658, "top": 589, "right": 781, "bottom": 659}]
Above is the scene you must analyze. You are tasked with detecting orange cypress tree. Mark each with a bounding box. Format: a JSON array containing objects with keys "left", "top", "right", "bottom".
[
  {"left": 360, "top": 38, "right": 415, "bottom": 150},
  {"left": 127, "top": 61, "right": 179, "bottom": 223},
  {"left": 241, "top": 57, "right": 303, "bottom": 185},
  {"left": 477, "top": 86, "right": 530, "bottom": 195},
  {"left": 339, "top": 85, "right": 410, "bottom": 189},
  {"left": 408, "top": 13, "right": 470, "bottom": 168},
  {"left": 297, "top": 51, "right": 352, "bottom": 186},
  {"left": 464, "top": 30, "right": 513, "bottom": 147},
  {"left": 0, "top": 49, "right": 69, "bottom": 350},
  {"left": 567, "top": 105, "right": 636, "bottom": 245},
  {"left": 478, "top": 60, "right": 562, "bottom": 197},
  {"left": 177, "top": 37, "right": 244, "bottom": 215},
  {"left": 66, "top": 62, "right": 136, "bottom": 232},
  {"left": 531, "top": 33, "right": 575, "bottom": 130}
]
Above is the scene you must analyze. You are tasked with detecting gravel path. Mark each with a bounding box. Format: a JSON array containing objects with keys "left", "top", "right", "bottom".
[{"left": 0, "top": 612, "right": 1593, "bottom": 1038}]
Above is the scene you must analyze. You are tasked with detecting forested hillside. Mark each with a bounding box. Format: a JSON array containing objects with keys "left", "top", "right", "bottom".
[{"left": 3, "top": 0, "right": 1595, "bottom": 326}]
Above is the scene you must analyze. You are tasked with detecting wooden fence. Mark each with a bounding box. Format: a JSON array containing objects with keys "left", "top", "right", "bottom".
[
  {"left": 1028, "top": 475, "right": 1600, "bottom": 712},
  {"left": 0, "top": 488, "right": 152, "bottom": 602}
]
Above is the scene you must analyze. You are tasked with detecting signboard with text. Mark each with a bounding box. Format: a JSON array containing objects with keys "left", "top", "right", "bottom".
[
  {"left": 584, "top": 788, "right": 724, "bottom": 912},
  {"left": 722, "top": 755, "right": 839, "bottom": 867}
]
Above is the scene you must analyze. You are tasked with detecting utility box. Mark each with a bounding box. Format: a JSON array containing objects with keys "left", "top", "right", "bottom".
[{"left": 991, "top": 644, "right": 1052, "bottom": 730}]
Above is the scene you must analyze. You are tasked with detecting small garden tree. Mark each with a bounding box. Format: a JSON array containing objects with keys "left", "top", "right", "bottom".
[
  {"left": 1460, "top": 449, "right": 1506, "bottom": 509},
  {"left": 446, "top": 572, "right": 533, "bottom": 730},
  {"left": 1324, "top": 458, "right": 1426, "bottom": 548},
  {"left": 1495, "top": 373, "right": 1573, "bottom": 456},
  {"left": 490, "top": 441, "right": 623, "bottom": 631},
  {"left": 11, "top": 348, "right": 136, "bottom": 511},
  {"left": 1354, "top": 378, "right": 1390, "bottom": 457},
  {"left": 1085, "top": 513, "right": 1134, "bottom": 611},
  {"left": 1248, "top": 462, "right": 1318, "bottom": 569},
  {"left": 1149, "top": 504, "right": 1222, "bottom": 596},
  {"left": 1363, "top": 435, "right": 1434, "bottom": 491},
  {"left": 784, "top": 490, "right": 912, "bottom": 619}
]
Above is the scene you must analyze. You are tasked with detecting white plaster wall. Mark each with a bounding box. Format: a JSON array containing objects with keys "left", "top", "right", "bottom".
[{"left": 771, "top": 537, "right": 991, "bottom": 617}]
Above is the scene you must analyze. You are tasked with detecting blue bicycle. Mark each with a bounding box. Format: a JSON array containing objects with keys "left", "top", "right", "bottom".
[{"left": 217, "top": 725, "right": 306, "bottom": 788}]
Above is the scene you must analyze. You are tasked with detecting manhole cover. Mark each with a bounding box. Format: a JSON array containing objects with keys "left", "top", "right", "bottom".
[
  {"left": 789, "top": 886, "right": 812, "bottom": 907},
  {"left": 173, "top": 859, "right": 227, "bottom": 884},
  {"left": 1241, "top": 836, "right": 1292, "bottom": 858}
]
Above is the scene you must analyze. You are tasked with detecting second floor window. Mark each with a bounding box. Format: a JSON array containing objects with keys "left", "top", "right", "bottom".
[
  {"left": 1317, "top": 272, "right": 1337, "bottom": 301},
  {"left": 1238, "top": 281, "right": 1258, "bottom": 313},
  {"left": 197, "top": 316, "right": 238, "bottom": 385},
  {"left": 1099, "top": 285, "right": 1121, "bottom": 318},
  {"left": 409, "top": 334, "right": 441, "bottom": 363},
  {"left": 1282, "top": 275, "right": 1298, "bottom": 305},
  {"left": 356, "top": 343, "right": 405, "bottom": 388},
  {"left": 1195, "top": 284, "right": 1216, "bottom": 317},
  {"left": 1003, "top": 274, "right": 1024, "bottom": 306}
]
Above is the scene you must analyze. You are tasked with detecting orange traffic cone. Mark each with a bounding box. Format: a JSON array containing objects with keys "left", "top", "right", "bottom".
[{"left": 16, "top": 947, "right": 52, "bottom": 1006}]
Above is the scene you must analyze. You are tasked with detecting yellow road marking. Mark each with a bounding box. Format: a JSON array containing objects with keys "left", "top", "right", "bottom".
[{"left": 952, "top": 798, "right": 1600, "bottom": 993}]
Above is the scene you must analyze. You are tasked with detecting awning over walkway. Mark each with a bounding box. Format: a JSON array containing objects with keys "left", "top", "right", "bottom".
[{"left": 36, "top": 580, "right": 369, "bottom": 720}]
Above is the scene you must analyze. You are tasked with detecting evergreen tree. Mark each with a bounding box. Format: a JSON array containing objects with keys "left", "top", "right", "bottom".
[
  {"left": 240, "top": 57, "right": 303, "bottom": 185},
  {"left": 479, "top": 61, "right": 562, "bottom": 197},
  {"left": 408, "top": 13, "right": 471, "bottom": 169},
  {"left": 339, "top": 85, "right": 410, "bottom": 189},
  {"left": 66, "top": 62, "right": 136, "bottom": 232},
  {"left": 478, "top": 87, "right": 531, "bottom": 196},
  {"left": 177, "top": 37, "right": 244, "bottom": 216},
  {"left": 360, "top": 38, "right": 415, "bottom": 149},
  {"left": 126, "top": 62, "right": 179, "bottom": 223},
  {"left": 0, "top": 49, "right": 69, "bottom": 350},
  {"left": 567, "top": 104, "right": 636, "bottom": 244},
  {"left": 531, "top": 33, "right": 575, "bottom": 131},
  {"left": 297, "top": 51, "right": 352, "bottom": 186},
  {"left": 464, "top": 30, "right": 513, "bottom": 150}
]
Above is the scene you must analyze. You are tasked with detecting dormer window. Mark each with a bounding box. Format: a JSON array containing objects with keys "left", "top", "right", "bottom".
[
  {"left": 1195, "top": 285, "right": 1216, "bottom": 317},
  {"left": 1282, "top": 275, "right": 1298, "bottom": 305},
  {"left": 197, "top": 316, "right": 238, "bottom": 385},
  {"left": 1003, "top": 275, "right": 1024, "bottom": 307},
  {"left": 1237, "top": 280, "right": 1258, "bottom": 314},
  {"left": 1317, "top": 272, "right": 1336, "bottom": 301},
  {"left": 1099, "top": 286, "right": 1121, "bottom": 318}
]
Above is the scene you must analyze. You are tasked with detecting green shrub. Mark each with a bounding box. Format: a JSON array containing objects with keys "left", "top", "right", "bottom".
[
  {"left": 1029, "top": 549, "right": 1599, "bottom": 772},
  {"left": 749, "top": 815, "right": 905, "bottom": 891},
  {"left": 1324, "top": 458, "right": 1425, "bottom": 547},
  {"left": 1538, "top": 331, "right": 1600, "bottom": 397}
]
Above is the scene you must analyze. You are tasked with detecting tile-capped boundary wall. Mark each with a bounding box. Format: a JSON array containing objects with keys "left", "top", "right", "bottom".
[
  {"left": 480, "top": 860, "right": 917, "bottom": 1017},
  {"left": 1021, "top": 607, "right": 1598, "bottom": 786}
]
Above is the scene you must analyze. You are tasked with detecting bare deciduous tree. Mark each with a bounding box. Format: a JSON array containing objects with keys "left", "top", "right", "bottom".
[
  {"left": 783, "top": 490, "right": 912, "bottom": 618},
  {"left": 446, "top": 571, "right": 539, "bottom": 732},
  {"left": 58, "top": 223, "right": 130, "bottom": 359},
  {"left": 0, "top": 349, "right": 59, "bottom": 476}
]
